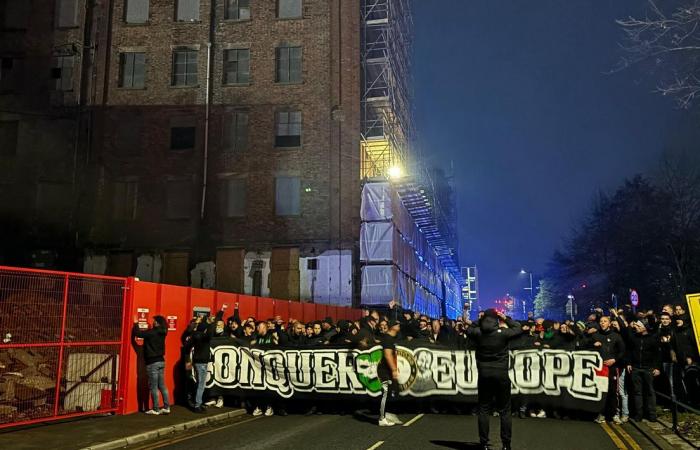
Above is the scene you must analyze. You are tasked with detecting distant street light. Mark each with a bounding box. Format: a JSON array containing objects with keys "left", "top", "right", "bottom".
[{"left": 520, "top": 269, "right": 534, "bottom": 315}]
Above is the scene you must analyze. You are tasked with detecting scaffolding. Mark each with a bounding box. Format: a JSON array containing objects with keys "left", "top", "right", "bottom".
[{"left": 360, "top": 0, "right": 413, "bottom": 179}]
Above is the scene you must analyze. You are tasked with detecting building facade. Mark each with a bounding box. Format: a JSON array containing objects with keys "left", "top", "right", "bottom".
[{"left": 1, "top": 0, "right": 362, "bottom": 305}]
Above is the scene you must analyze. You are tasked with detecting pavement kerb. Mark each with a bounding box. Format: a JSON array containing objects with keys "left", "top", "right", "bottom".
[
  {"left": 627, "top": 419, "right": 688, "bottom": 450},
  {"left": 80, "top": 409, "right": 247, "bottom": 450}
]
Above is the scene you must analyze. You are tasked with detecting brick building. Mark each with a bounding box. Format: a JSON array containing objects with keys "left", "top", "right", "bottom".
[{"left": 0, "top": 0, "right": 362, "bottom": 305}]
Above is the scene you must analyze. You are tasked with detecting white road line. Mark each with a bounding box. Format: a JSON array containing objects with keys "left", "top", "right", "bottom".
[
  {"left": 366, "top": 440, "right": 385, "bottom": 450},
  {"left": 402, "top": 413, "right": 424, "bottom": 427}
]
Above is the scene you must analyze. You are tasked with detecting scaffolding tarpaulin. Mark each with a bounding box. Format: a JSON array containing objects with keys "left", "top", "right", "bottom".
[
  {"left": 360, "top": 182, "right": 459, "bottom": 318},
  {"left": 361, "top": 183, "right": 393, "bottom": 221},
  {"left": 361, "top": 265, "right": 394, "bottom": 305},
  {"left": 360, "top": 222, "right": 394, "bottom": 262}
]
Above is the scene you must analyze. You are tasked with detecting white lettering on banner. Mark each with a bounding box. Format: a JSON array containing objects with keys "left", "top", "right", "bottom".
[{"left": 207, "top": 345, "right": 607, "bottom": 402}]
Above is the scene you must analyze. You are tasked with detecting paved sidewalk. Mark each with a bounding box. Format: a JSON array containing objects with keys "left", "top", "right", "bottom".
[{"left": 0, "top": 406, "right": 246, "bottom": 450}]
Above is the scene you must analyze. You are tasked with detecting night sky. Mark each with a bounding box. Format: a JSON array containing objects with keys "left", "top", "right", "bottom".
[{"left": 412, "top": 1, "right": 700, "bottom": 306}]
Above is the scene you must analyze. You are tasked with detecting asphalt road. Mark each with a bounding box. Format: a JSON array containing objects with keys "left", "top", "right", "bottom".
[{"left": 136, "top": 411, "right": 658, "bottom": 450}]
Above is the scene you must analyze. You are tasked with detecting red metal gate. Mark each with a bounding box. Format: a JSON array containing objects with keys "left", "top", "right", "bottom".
[{"left": 0, "top": 266, "right": 128, "bottom": 428}]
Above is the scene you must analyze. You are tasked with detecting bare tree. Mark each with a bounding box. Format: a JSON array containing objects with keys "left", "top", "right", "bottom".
[
  {"left": 657, "top": 149, "right": 700, "bottom": 298},
  {"left": 616, "top": 0, "right": 700, "bottom": 108}
]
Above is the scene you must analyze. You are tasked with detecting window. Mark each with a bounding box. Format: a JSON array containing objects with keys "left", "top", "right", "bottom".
[
  {"left": 113, "top": 180, "right": 138, "bottom": 220},
  {"left": 275, "top": 111, "right": 301, "bottom": 147},
  {"left": 0, "top": 120, "right": 18, "bottom": 157},
  {"left": 307, "top": 258, "right": 318, "bottom": 270},
  {"left": 223, "top": 48, "right": 249, "bottom": 84},
  {"left": 56, "top": 0, "right": 78, "bottom": 28},
  {"left": 277, "top": 0, "right": 301, "bottom": 19},
  {"left": 115, "top": 119, "right": 142, "bottom": 155},
  {"left": 275, "top": 176, "right": 300, "bottom": 216},
  {"left": 172, "top": 49, "right": 198, "bottom": 86},
  {"left": 176, "top": 0, "right": 199, "bottom": 22},
  {"left": 166, "top": 180, "right": 192, "bottom": 219},
  {"left": 275, "top": 46, "right": 301, "bottom": 83},
  {"left": 119, "top": 52, "right": 145, "bottom": 88},
  {"left": 223, "top": 111, "right": 248, "bottom": 152},
  {"left": 36, "top": 183, "right": 72, "bottom": 219},
  {"left": 171, "top": 126, "right": 195, "bottom": 150},
  {"left": 221, "top": 178, "right": 246, "bottom": 217},
  {"left": 1, "top": 0, "right": 31, "bottom": 29},
  {"left": 125, "top": 0, "right": 149, "bottom": 23},
  {"left": 224, "top": 0, "right": 250, "bottom": 20},
  {"left": 0, "top": 56, "right": 20, "bottom": 92},
  {"left": 52, "top": 56, "right": 74, "bottom": 91}
]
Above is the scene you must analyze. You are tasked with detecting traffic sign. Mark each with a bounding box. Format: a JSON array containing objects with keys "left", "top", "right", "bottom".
[{"left": 630, "top": 289, "right": 639, "bottom": 307}]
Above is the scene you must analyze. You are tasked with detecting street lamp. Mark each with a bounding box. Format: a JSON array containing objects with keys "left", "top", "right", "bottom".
[{"left": 520, "top": 269, "right": 533, "bottom": 315}]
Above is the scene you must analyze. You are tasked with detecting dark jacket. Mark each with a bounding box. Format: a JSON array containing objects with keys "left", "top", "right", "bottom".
[
  {"left": 132, "top": 316, "right": 168, "bottom": 365},
  {"left": 549, "top": 330, "right": 577, "bottom": 351},
  {"left": 509, "top": 332, "right": 537, "bottom": 350},
  {"left": 626, "top": 329, "right": 661, "bottom": 371},
  {"left": 466, "top": 315, "right": 522, "bottom": 372},
  {"left": 190, "top": 310, "right": 224, "bottom": 364},
  {"left": 658, "top": 324, "right": 675, "bottom": 364},
  {"left": 586, "top": 328, "right": 625, "bottom": 366},
  {"left": 674, "top": 318, "right": 699, "bottom": 365}
]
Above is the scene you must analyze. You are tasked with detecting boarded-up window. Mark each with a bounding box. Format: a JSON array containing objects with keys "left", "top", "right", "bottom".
[
  {"left": 112, "top": 180, "right": 138, "bottom": 220},
  {"left": 277, "top": 0, "right": 301, "bottom": 18},
  {"left": 125, "top": 0, "right": 148, "bottom": 23},
  {"left": 221, "top": 178, "right": 246, "bottom": 217},
  {"left": 0, "top": 56, "right": 21, "bottom": 92},
  {"left": 0, "top": 120, "right": 18, "bottom": 156},
  {"left": 172, "top": 48, "right": 198, "bottom": 86},
  {"left": 36, "top": 182, "right": 72, "bottom": 219},
  {"left": 223, "top": 111, "right": 248, "bottom": 152},
  {"left": 2, "top": 0, "right": 31, "bottom": 29},
  {"left": 52, "top": 56, "right": 74, "bottom": 91},
  {"left": 276, "top": 46, "right": 301, "bottom": 83},
  {"left": 176, "top": 0, "right": 199, "bottom": 22},
  {"left": 275, "top": 176, "right": 300, "bottom": 216},
  {"left": 275, "top": 110, "right": 301, "bottom": 147},
  {"left": 166, "top": 179, "right": 192, "bottom": 219},
  {"left": 119, "top": 52, "right": 145, "bottom": 88},
  {"left": 223, "top": 48, "right": 249, "bottom": 84},
  {"left": 115, "top": 117, "right": 142, "bottom": 155},
  {"left": 171, "top": 126, "right": 195, "bottom": 150},
  {"left": 56, "top": 0, "right": 78, "bottom": 28},
  {"left": 225, "top": 0, "right": 250, "bottom": 20}
]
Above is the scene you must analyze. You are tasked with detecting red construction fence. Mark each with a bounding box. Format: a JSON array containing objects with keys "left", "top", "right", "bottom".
[{"left": 0, "top": 266, "right": 362, "bottom": 427}]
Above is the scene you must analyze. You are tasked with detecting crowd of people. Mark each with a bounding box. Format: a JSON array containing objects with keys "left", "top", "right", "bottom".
[{"left": 132, "top": 300, "right": 700, "bottom": 427}]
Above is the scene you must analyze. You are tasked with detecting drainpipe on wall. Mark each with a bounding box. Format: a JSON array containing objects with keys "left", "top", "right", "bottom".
[{"left": 200, "top": 42, "right": 212, "bottom": 219}]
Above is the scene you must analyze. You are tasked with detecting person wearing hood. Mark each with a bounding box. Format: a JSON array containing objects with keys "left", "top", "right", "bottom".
[
  {"left": 673, "top": 314, "right": 699, "bottom": 404},
  {"left": 191, "top": 307, "right": 225, "bottom": 412},
  {"left": 465, "top": 309, "right": 522, "bottom": 450},
  {"left": 288, "top": 320, "right": 308, "bottom": 347},
  {"left": 658, "top": 312, "right": 677, "bottom": 402},
  {"left": 132, "top": 315, "right": 170, "bottom": 415},
  {"left": 321, "top": 317, "right": 338, "bottom": 341}
]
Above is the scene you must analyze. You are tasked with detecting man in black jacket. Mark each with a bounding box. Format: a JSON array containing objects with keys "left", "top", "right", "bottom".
[
  {"left": 132, "top": 315, "right": 170, "bottom": 415},
  {"left": 626, "top": 320, "right": 661, "bottom": 421},
  {"left": 466, "top": 309, "right": 522, "bottom": 450},
  {"left": 191, "top": 307, "right": 225, "bottom": 412}
]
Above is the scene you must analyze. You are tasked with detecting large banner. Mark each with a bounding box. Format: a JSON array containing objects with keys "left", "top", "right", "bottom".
[{"left": 205, "top": 338, "right": 610, "bottom": 413}]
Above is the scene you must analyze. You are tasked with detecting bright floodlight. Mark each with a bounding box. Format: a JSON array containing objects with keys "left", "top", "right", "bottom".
[
  {"left": 388, "top": 166, "right": 402, "bottom": 179},
  {"left": 520, "top": 269, "right": 527, "bottom": 274}
]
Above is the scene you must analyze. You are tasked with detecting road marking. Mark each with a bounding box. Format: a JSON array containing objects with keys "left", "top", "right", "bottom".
[
  {"left": 612, "top": 424, "right": 643, "bottom": 450},
  {"left": 366, "top": 441, "right": 384, "bottom": 450},
  {"left": 137, "top": 416, "right": 262, "bottom": 450},
  {"left": 599, "top": 422, "right": 629, "bottom": 450},
  {"left": 402, "top": 413, "right": 424, "bottom": 427}
]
